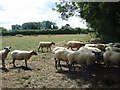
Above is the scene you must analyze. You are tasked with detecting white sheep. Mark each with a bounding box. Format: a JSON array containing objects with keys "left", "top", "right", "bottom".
[
  {"left": 103, "top": 51, "right": 120, "bottom": 67},
  {"left": 38, "top": 41, "right": 55, "bottom": 52},
  {"left": 68, "top": 50, "right": 95, "bottom": 71},
  {"left": 67, "top": 41, "right": 85, "bottom": 50},
  {"left": 79, "top": 46, "right": 103, "bottom": 63},
  {"left": 0, "top": 46, "right": 11, "bottom": 68},
  {"left": 52, "top": 47, "right": 68, "bottom": 54},
  {"left": 113, "top": 43, "right": 120, "bottom": 48},
  {"left": 105, "top": 46, "right": 120, "bottom": 52},
  {"left": 85, "top": 44, "right": 106, "bottom": 51},
  {"left": 106, "top": 43, "right": 114, "bottom": 47},
  {"left": 54, "top": 48, "right": 74, "bottom": 70},
  {"left": 11, "top": 50, "right": 37, "bottom": 67}
]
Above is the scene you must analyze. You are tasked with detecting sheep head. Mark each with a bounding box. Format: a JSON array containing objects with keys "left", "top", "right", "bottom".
[{"left": 30, "top": 50, "right": 38, "bottom": 55}]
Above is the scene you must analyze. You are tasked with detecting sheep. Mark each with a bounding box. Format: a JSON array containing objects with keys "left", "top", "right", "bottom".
[
  {"left": 67, "top": 41, "right": 85, "bottom": 50},
  {"left": 38, "top": 41, "right": 55, "bottom": 52},
  {"left": 11, "top": 50, "right": 37, "bottom": 67},
  {"left": 54, "top": 48, "right": 74, "bottom": 70},
  {"left": 52, "top": 47, "right": 68, "bottom": 54},
  {"left": 113, "top": 43, "right": 120, "bottom": 48},
  {"left": 105, "top": 46, "right": 120, "bottom": 52},
  {"left": 68, "top": 50, "right": 95, "bottom": 71},
  {"left": 79, "top": 46, "right": 103, "bottom": 64},
  {"left": 0, "top": 46, "right": 11, "bottom": 68},
  {"left": 85, "top": 44, "right": 106, "bottom": 51},
  {"left": 103, "top": 51, "right": 120, "bottom": 67},
  {"left": 106, "top": 43, "right": 114, "bottom": 47}
]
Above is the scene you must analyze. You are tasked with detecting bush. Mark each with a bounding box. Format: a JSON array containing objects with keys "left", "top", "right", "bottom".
[{"left": 2, "top": 28, "right": 92, "bottom": 36}]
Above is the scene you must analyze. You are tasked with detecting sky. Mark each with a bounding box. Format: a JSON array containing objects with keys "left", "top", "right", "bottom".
[{"left": 0, "top": 0, "right": 87, "bottom": 30}]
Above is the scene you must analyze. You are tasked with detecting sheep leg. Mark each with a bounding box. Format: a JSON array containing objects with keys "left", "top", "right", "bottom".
[
  {"left": 50, "top": 47, "right": 52, "bottom": 52},
  {"left": 25, "top": 60, "right": 28, "bottom": 67},
  {"left": 67, "top": 46, "right": 69, "bottom": 49},
  {"left": 2, "top": 60, "right": 6, "bottom": 68},
  {"left": 68, "top": 64, "right": 72, "bottom": 71},
  {"left": 47, "top": 47, "right": 49, "bottom": 52},
  {"left": 58, "top": 60, "right": 62, "bottom": 70},
  {"left": 38, "top": 46, "right": 40, "bottom": 52},
  {"left": 68, "top": 61, "right": 74, "bottom": 71},
  {"left": 54, "top": 58, "right": 58, "bottom": 69},
  {"left": 71, "top": 47, "right": 73, "bottom": 51},
  {"left": 13, "top": 59, "right": 16, "bottom": 67},
  {"left": 41, "top": 47, "right": 43, "bottom": 52}
]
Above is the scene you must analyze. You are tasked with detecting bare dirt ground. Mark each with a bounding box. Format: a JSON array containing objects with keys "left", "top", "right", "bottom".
[{"left": 1, "top": 42, "right": 120, "bottom": 88}]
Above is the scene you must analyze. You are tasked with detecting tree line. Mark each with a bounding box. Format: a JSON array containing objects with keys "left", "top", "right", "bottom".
[
  {"left": 11, "top": 21, "right": 58, "bottom": 30},
  {"left": 1, "top": 23, "right": 92, "bottom": 36}
]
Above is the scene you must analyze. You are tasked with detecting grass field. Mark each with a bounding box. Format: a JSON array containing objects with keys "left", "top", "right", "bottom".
[{"left": 1, "top": 34, "right": 120, "bottom": 88}]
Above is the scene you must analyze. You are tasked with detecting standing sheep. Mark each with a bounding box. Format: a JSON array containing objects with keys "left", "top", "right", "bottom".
[
  {"left": 0, "top": 46, "right": 11, "bottom": 68},
  {"left": 79, "top": 46, "right": 103, "bottom": 63},
  {"left": 11, "top": 50, "right": 37, "bottom": 67},
  {"left": 105, "top": 46, "right": 120, "bottom": 52},
  {"left": 85, "top": 44, "right": 106, "bottom": 51},
  {"left": 54, "top": 48, "right": 74, "bottom": 70},
  {"left": 103, "top": 51, "right": 120, "bottom": 67},
  {"left": 68, "top": 50, "right": 95, "bottom": 71},
  {"left": 67, "top": 41, "right": 85, "bottom": 50},
  {"left": 38, "top": 41, "right": 55, "bottom": 52},
  {"left": 52, "top": 47, "right": 67, "bottom": 54},
  {"left": 113, "top": 43, "right": 120, "bottom": 48}
]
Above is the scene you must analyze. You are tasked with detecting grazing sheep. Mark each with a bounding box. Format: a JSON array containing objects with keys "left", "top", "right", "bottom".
[
  {"left": 103, "top": 51, "right": 120, "bottom": 67},
  {"left": 68, "top": 50, "right": 95, "bottom": 71},
  {"left": 38, "top": 41, "right": 55, "bottom": 52},
  {"left": 54, "top": 48, "right": 74, "bottom": 70},
  {"left": 0, "top": 46, "right": 11, "bottom": 68},
  {"left": 105, "top": 46, "right": 120, "bottom": 52},
  {"left": 11, "top": 50, "right": 37, "bottom": 67},
  {"left": 67, "top": 41, "right": 85, "bottom": 50}
]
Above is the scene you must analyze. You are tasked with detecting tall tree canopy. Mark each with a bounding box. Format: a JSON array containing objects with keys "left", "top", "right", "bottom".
[{"left": 54, "top": 2, "right": 120, "bottom": 42}]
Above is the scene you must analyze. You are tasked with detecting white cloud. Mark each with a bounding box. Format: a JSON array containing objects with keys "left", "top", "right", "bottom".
[{"left": 0, "top": 0, "right": 87, "bottom": 30}]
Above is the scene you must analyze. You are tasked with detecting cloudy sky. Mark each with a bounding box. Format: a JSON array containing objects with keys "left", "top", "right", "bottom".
[{"left": 0, "top": 0, "right": 87, "bottom": 30}]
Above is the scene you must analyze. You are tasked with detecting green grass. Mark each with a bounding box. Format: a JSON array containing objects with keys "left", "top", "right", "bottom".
[{"left": 2, "top": 34, "right": 91, "bottom": 51}]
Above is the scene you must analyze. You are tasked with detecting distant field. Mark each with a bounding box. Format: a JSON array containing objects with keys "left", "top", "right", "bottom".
[{"left": 2, "top": 34, "right": 91, "bottom": 51}]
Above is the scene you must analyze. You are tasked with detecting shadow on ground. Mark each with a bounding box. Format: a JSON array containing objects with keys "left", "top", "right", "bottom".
[
  {"left": 56, "top": 64, "right": 120, "bottom": 88},
  {"left": 9, "top": 66, "right": 32, "bottom": 71}
]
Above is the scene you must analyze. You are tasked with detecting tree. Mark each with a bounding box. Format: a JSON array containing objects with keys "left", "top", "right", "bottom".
[
  {"left": 22, "top": 22, "right": 38, "bottom": 30},
  {"left": 0, "top": 27, "right": 7, "bottom": 31},
  {"left": 54, "top": 2, "right": 120, "bottom": 42},
  {"left": 12, "top": 24, "right": 22, "bottom": 30}
]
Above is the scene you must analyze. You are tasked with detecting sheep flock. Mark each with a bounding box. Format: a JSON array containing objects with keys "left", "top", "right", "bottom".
[{"left": 1, "top": 41, "right": 120, "bottom": 71}]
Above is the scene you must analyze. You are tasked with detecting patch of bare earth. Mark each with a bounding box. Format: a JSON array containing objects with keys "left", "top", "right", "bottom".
[{"left": 1, "top": 42, "right": 120, "bottom": 88}]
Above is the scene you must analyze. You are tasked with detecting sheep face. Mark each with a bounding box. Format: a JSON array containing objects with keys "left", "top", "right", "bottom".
[
  {"left": 30, "top": 50, "right": 37, "bottom": 55},
  {"left": 52, "top": 42, "right": 55, "bottom": 45},
  {"left": 4, "top": 46, "right": 11, "bottom": 52}
]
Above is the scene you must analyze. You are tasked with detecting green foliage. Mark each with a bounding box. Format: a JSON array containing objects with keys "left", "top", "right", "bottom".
[
  {"left": 2, "top": 28, "right": 91, "bottom": 36},
  {"left": 12, "top": 24, "right": 22, "bottom": 30},
  {"left": 54, "top": 2, "right": 120, "bottom": 42},
  {"left": 10, "top": 21, "right": 58, "bottom": 30}
]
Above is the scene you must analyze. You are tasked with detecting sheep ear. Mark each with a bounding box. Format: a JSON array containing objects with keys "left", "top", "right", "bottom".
[{"left": 92, "top": 51, "right": 95, "bottom": 53}]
